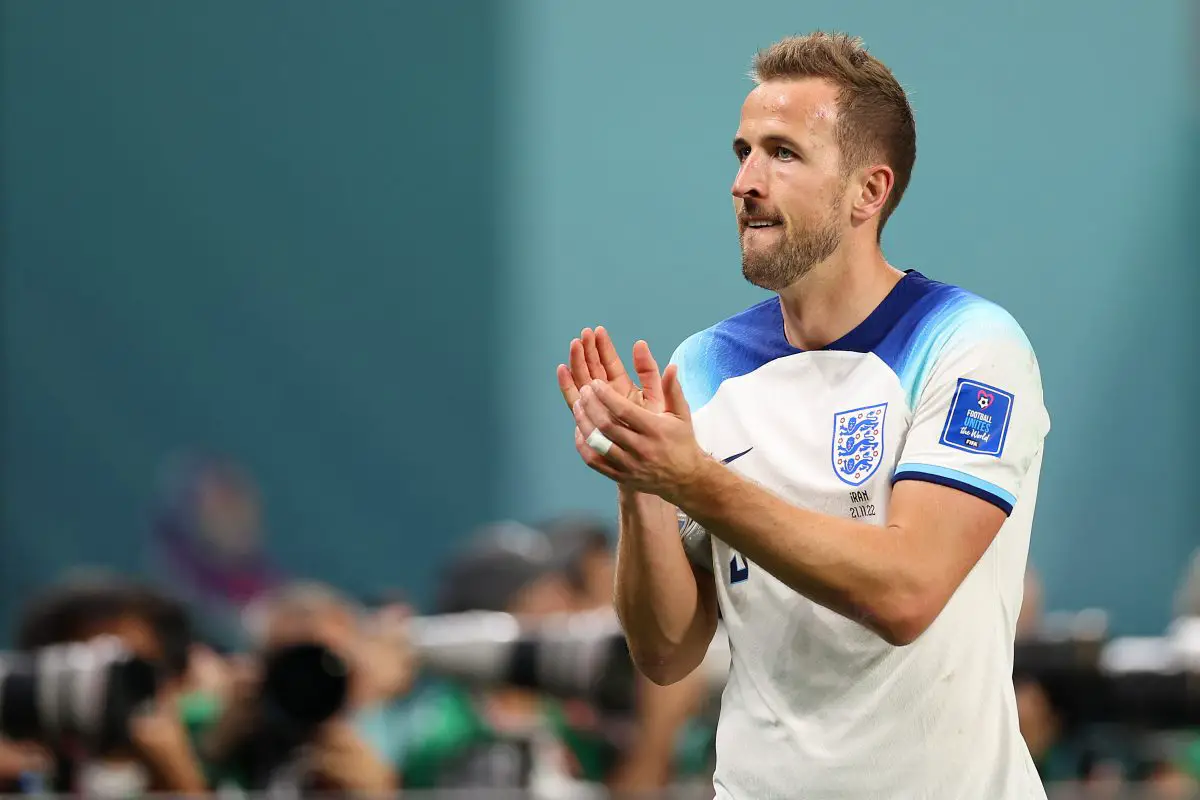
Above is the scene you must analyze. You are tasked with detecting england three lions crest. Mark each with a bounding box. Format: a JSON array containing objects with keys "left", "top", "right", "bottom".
[{"left": 832, "top": 403, "right": 888, "bottom": 486}]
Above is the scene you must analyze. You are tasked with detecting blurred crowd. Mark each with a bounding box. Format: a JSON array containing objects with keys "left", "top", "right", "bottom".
[
  {"left": 1014, "top": 563, "right": 1200, "bottom": 797},
  {"left": 0, "top": 454, "right": 1195, "bottom": 798},
  {"left": 0, "top": 516, "right": 718, "bottom": 797}
]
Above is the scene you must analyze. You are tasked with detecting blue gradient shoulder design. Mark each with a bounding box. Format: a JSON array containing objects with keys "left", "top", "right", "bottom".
[
  {"left": 871, "top": 281, "right": 1032, "bottom": 409},
  {"left": 668, "top": 271, "right": 1031, "bottom": 413},
  {"left": 669, "top": 297, "right": 798, "bottom": 412}
]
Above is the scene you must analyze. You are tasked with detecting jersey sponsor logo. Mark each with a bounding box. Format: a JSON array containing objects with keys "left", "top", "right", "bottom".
[
  {"left": 939, "top": 378, "right": 1013, "bottom": 457},
  {"left": 832, "top": 403, "right": 887, "bottom": 486}
]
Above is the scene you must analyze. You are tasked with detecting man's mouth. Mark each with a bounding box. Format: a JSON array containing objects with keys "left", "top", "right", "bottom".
[{"left": 743, "top": 218, "right": 782, "bottom": 229}]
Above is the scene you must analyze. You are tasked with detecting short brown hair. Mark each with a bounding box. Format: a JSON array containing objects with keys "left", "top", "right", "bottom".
[{"left": 752, "top": 32, "right": 916, "bottom": 238}]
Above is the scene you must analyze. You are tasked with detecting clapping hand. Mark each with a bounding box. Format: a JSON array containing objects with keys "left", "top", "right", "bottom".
[
  {"left": 556, "top": 326, "right": 666, "bottom": 413},
  {"left": 556, "top": 329, "right": 707, "bottom": 504}
]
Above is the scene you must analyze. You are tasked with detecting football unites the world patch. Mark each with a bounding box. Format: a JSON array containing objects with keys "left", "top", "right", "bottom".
[
  {"left": 939, "top": 379, "right": 1013, "bottom": 457},
  {"left": 832, "top": 403, "right": 887, "bottom": 486}
]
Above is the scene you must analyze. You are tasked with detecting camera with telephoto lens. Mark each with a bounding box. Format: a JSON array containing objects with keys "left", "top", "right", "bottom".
[
  {"left": 0, "top": 637, "right": 159, "bottom": 755},
  {"left": 407, "top": 609, "right": 732, "bottom": 713},
  {"left": 420, "top": 519, "right": 729, "bottom": 716},
  {"left": 257, "top": 641, "right": 351, "bottom": 735},
  {"left": 1014, "top": 617, "right": 1200, "bottom": 729},
  {"left": 216, "top": 641, "right": 353, "bottom": 791}
]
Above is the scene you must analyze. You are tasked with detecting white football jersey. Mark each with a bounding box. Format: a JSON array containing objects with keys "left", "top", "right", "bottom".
[{"left": 672, "top": 271, "right": 1050, "bottom": 800}]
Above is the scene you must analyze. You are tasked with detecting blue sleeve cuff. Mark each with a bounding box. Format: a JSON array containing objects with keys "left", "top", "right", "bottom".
[{"left": 892, "top": 462, "right": 1016, "bottom": 516}]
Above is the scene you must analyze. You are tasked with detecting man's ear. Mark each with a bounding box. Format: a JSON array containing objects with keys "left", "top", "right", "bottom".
[{"left": 851, "top": 163, "right": 894, "bottom": 227}]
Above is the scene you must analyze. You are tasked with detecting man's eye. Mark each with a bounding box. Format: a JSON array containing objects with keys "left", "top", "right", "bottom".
[
  {"left": 736, "top": 147, "right": 751, "bottom": 162},
  {"left": 777, "top": 147, "right": 796, "bottom": 161}
]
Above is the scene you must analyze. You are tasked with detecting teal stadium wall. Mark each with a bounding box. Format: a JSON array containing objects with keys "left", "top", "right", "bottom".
[
  {"left": 498, "top": 0, "right": 1199, "bottom": 634},
  {"left": 0, "top": 0, "right": 501, "bottom": 641},
  {"left": 0, "top": 0, "right": 1195, "bottom": 639}
]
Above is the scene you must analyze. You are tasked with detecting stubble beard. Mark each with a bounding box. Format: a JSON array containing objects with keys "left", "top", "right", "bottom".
[{"left": 740, "top": 212, "right": 843, "bottom": 292}]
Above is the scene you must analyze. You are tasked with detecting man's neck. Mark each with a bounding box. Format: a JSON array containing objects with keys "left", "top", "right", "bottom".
[{"left": 776, "top": 240, "right": 903, "bottom": 351}]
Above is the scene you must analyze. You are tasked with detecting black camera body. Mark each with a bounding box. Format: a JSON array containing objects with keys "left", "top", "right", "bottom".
[
  {"left": 1014, "top": 637, "right": 1200, "bottom": 729},
  {"left": 218, "top": 642, "right": 351, "bottom": 792},
  {"left": 259, "top": 641, "right": 350, "bottom": 734}
]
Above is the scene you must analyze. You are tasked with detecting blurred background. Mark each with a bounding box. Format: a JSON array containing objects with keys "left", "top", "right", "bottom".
[{"left": 0, "top": 0, "right": 1196, "bottom": 797}]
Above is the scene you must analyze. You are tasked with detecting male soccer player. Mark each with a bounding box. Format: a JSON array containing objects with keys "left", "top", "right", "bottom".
[{"left": 556, "top": 32, "right": 1051, "bottom": 799}]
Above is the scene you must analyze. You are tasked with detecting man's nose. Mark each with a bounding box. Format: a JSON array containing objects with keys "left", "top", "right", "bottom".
[{"left": 732, "top": 153, "right": 766, "bottom": 200}]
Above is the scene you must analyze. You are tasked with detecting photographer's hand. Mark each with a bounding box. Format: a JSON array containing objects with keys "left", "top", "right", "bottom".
[
  {"left": 198, "top": 655, "right": 260, "bottom": 767},
  {"left": 360, "top": 604, "right": 417, "bottom": 702},
  {"left": 311, "top": 721, "right": 397, "bottom": 793},
  {"left": 0, "top": 739, "right": 51, "bottom": 781},
  {"left": 130, "top": 699, "right": 207, "bottom": 794}
]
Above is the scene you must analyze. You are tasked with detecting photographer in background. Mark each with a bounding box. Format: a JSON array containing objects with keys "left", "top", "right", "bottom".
[
  {"left": 543, "top": 515, "right": 617, "bottom": 613},
  {"left": 541, "top": 514, "right": 715, "bottom": 793},
  {"left": 1012, "top": 566, "right": 1065, "bottom": 781},
  {"left": 202, "top": 581, "right": 411, "bottom": 793},
  {"left": 13, "top": 574, "right": 208, "bottom": 795},
  {"left": 399, "top": 521, "right": 589, "bottom": 792},
  {"left": 1171, "top": 550, "right": 1200, "bottom": 787}
]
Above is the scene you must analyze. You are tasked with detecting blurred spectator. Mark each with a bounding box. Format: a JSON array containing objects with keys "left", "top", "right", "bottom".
[
  {"left": 541, "top": 514, "right": 618, "bottom": 613},
  {"left": 1187, "top": 735, "right": 1200, "bottom": 786},
  {"left": 1013, "top": 566, "right": 1073, "bottom": 782},
  {"left": 1169, "top": 550, "right": 1200, "bottom": 792},
  {"left": 1135, "top": 734, "right": 1199, "bottom": 798},
  {"left": 434, "top": 521, "right": 578, "bottom": 619},
  {"left": 1014, "top": 679, "right": 1062, "bottom": 778},
  {"left": 540, "top": 514, "right": 715, "bottom": 793},
  {"left": 1016, "top": 565, "right": 1044, "bottom": 640},
  {"left": 148, "top": 452, "right": 284, "bottom": 651},
  {"left": 400, "top": 521, "right": 589, "bottom": 793},
  {"left": 14, "top": 573, "right": 208, "bottom": 795},
  {"left": 202, "top": 581, "right": 408, "bottom": 793}
]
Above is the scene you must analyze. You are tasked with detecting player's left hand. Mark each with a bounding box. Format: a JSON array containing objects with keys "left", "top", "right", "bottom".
[{"left": 573, "top": 359, "right": 710, "bottom": 504}]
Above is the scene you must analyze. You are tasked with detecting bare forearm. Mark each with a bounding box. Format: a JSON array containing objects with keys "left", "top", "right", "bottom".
[
  {"left": 614, "top": 488, "right": 717, "bottom": 681},
  {"left": 672, "top": 459, "right": 925, "bottom": 644}
]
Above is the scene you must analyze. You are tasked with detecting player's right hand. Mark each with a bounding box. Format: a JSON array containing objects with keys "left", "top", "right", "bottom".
[{"left": 557, "top": 327, "right": 666, "bottom": 414}]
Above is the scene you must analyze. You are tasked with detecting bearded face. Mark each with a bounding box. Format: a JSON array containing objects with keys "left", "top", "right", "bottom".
[
  {"left": 731, "top": 79, "right": 854, "bottom": 291},
  {"left": 738, "top": 188, "right": 844, "bottom": 291}
]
